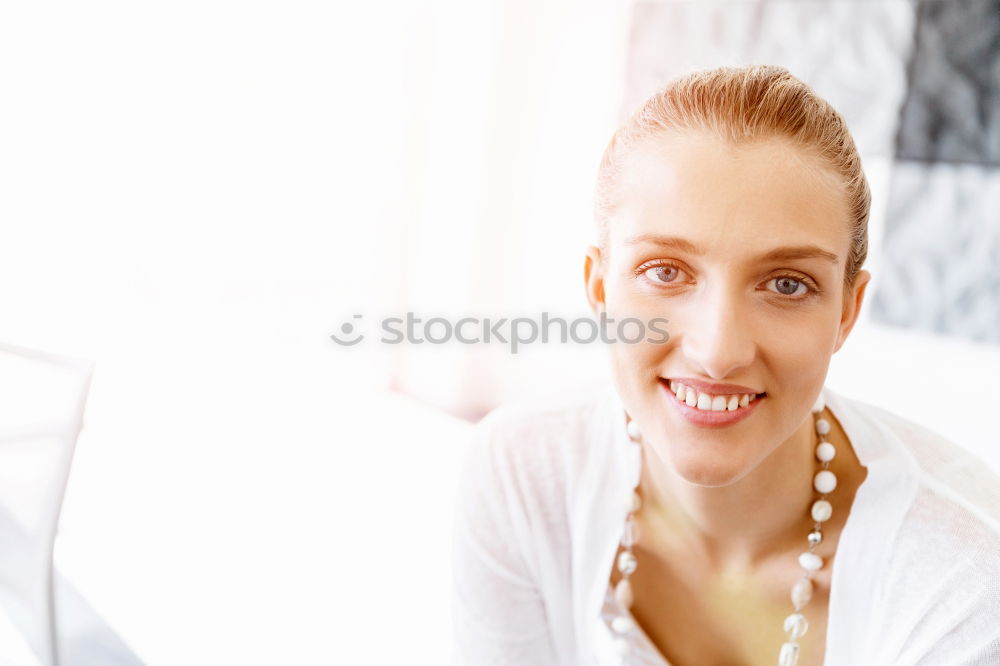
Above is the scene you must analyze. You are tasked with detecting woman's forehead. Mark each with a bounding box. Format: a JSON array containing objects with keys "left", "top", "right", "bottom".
[
  {"left": 618, "top": 132, "right": 842, "bottom": 204},
  {"left": 609, "top": 133, "right": 851, "bottom": 261}
]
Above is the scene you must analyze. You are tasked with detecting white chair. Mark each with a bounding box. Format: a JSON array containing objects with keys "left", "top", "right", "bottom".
[{"left": 0, "top": 343, "right": 94, "bottom": 666}]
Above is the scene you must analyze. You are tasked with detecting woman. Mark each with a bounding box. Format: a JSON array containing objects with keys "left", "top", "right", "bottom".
[{"left": 451, "top": 65, "right": 1000, "bottom": 666}]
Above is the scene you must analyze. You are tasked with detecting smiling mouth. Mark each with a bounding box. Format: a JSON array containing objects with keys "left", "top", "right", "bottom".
[{"left": 659, "top": 378, "right": 767, "bottom": 412}]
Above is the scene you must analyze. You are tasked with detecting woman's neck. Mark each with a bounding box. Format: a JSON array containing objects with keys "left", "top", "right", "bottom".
[{"left": 635, "top": 413, "right": 830, "bottom": 573}]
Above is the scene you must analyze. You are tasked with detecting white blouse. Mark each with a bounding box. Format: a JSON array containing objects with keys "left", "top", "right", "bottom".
[{"left": 450, "top": 383, "right": 1000, "bottom": 665}]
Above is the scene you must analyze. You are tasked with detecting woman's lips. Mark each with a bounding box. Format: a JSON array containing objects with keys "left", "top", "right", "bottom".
[{"left": 659, "top": 378, "right": 764, "bottom": 428}]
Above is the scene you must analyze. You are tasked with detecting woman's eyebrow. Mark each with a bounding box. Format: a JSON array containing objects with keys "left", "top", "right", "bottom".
[
  {"left": 623, "top": 234, "right": 703, "bottom": 255},
  {"left": 623, "top": 234, "right": 839, "bottom": 264},
  {"left": 755, "top": 246, "right": 839, "bottom": 264}
]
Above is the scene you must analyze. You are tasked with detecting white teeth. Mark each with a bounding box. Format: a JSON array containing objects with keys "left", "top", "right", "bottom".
[{"left": 669, "top": 380, "right": 760, "bottom": 412}]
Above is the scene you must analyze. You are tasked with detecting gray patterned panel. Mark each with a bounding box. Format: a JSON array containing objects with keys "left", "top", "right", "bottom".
[
  {"left": 872, "top": 161, "right": 1000, "bottom": 344},
  {"left": 895, "top": 0, "right": 1000, "bottom": 165},
  {"left": 872, "top": 0, "right": 1000, "bottom": 344}
]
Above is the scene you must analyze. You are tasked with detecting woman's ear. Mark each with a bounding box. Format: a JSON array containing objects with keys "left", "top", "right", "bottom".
[
  {"left": 833, "top": 269, "right": 871, "bottom": 353},
  {"left": 584, "top": 245, "right": 607, "bottom": 315}
]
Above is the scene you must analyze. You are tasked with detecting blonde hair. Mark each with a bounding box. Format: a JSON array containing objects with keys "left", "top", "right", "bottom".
[{"left": 594, "top": 64, "right": 870, "bottom": 287}]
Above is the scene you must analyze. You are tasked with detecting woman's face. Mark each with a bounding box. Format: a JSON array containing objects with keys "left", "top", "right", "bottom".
[{"left": 585, "top": 131, "right": 870, "bottom": 487}]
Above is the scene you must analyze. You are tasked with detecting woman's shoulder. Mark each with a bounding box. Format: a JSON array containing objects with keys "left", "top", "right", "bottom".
[
  {"left": 828, "top": 390, "right": 1000, "bottom": 658},
  {"left": 870, "top": 480, "right": 1000, "bottom": 660},
  {"left": 828, "top": 387, "right": 1000, "bottom": 529},
  {"left": 456, "top": 384, "right": 621, "bottom": 558},
  {"left": 829, "top": 386, "right": 1000, "bottom": 578}
]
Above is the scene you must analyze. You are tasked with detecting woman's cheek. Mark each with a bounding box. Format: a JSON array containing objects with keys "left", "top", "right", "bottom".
[{"left": 757, "top": 312, "right": 838, "bottom": 376}]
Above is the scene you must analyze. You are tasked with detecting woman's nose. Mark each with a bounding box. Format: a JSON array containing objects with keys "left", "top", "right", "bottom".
[{"left": 677, "top": 285, "right": 757, "bottom": 379}]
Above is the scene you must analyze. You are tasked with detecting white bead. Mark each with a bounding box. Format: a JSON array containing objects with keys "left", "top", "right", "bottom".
[
  {"left": 627, "top": 490, "right": 641, "bottom": 513},
  {"left": 814, "top": 470, "right": 838, "bottom": 494},
  {"left": 791, "top": 577, "right": 813, "bottom": 610},
  {"left": 626, "top": 419, "right": 641, "bottom": 441},
  {"left": 779, "top": 641, "right": 800, "bottom": 666},
  {"left": 812, "top": 393, "right": 825, "bottom": 414},
  {"left": 815, "top": 442, "right": 836, "bottom": 462},
  {"left": 614, "top": 578, "right": 633, "bottom": 607},
  {"left": 814, "top": 418, "right": 830, "bottom": 435},
  {"left": 811, "top": 499, "right": 833, "bottom": 522},
  {"left": 799, "top": 551, "right": 823, "bottom": 571},
  {"left": 613, "top": 636, "right": 632, "bottom": 656},
  {"left": 617, "top": 550, "right": 637, "bottom": 575},
  {"left": 621, "top": 519, "right": 639, "bottom": 548},
  {"left": 611, "top": 615, "right": 634, "bottom": 634},
  {"left": 783, "top": 612, "right": 809, "bottom": 640}
]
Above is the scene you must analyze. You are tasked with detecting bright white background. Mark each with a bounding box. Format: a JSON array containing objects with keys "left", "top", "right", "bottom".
[
  {"left": 0, "top": 0, "right": 634, "bottom": 663},
  {"left": 0, "top": 1, "right": 487, "bottom": 663},
  {"left": 1, "top": 1, "right": 997, "bottom": 664}
]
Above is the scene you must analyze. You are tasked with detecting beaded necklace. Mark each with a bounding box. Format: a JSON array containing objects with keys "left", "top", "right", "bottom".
[{"left": 610, "top": 394, "right": 835, "bottom": 666}]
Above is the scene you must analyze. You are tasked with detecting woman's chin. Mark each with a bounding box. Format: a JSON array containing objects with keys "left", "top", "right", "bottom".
[{"left": 661, "top": 444, "right": 756, "bottom": 488}]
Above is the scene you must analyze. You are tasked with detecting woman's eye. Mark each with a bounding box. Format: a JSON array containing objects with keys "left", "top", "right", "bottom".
[
  {"left": 643, "top": 265, "right": 681, "bottom": 283},
  {"left": 637, "top": 266, "right": 815, "bottom": 298},
  {"left": 768, "top": 276, "right": 809, "bottom": 297}
]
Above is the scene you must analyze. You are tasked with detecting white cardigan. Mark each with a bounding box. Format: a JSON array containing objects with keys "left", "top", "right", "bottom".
[{"left": 451, "top": 384, "right": 1000, "bottom": 665}]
